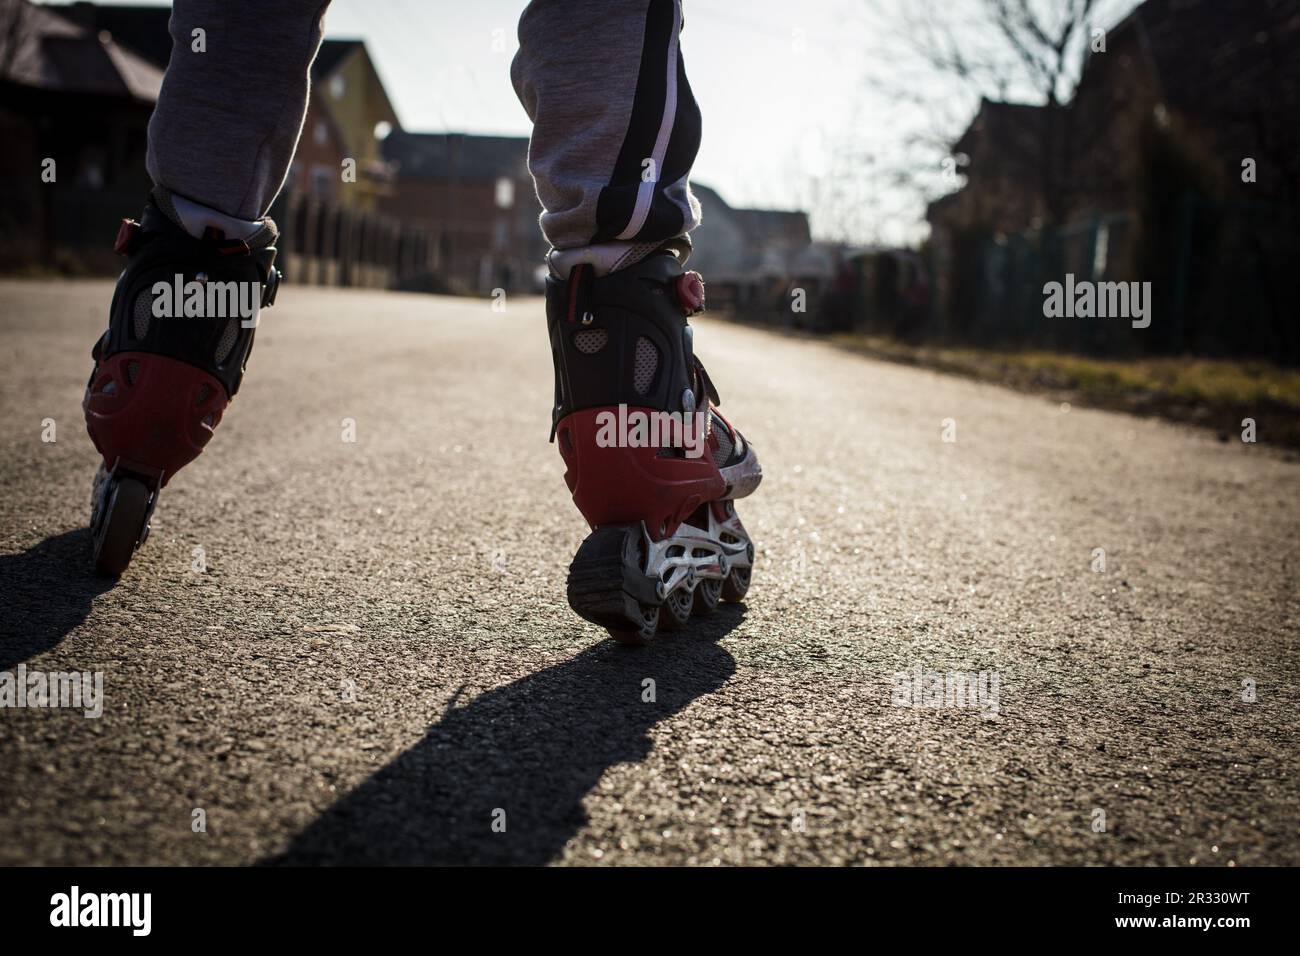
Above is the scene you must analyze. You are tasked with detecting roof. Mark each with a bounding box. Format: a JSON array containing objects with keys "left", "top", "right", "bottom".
[
  {"left": 0, "top": 0, "right": 163, "bottom": 100},
  {"left": 731, "top": 206, "right": 811, "bottom": 246},
  {"left": 45, "top": 1, "right": 172, "bottom": 68},
  {"left": 1113, "top": 0, "right": 1300, "bottom": 117},
  {"left": 952, "top": 99, "right": 1049, "bottom": 160},
  {"left": 311, "top": 39, "right": 363, "bottom": 81},
  {"left": 924, "top": 190, "right": 961, "bottom": 220},
  {"left": 311, "top": 39, "right": 401, "bottom": 137},
  {"left": 693, "top": 183, "right": 811, "bottom": 246},
  {"left": 39, "top": 8, "right": 373, "bottom": 86},
  {"left": 690, "top": 182, "right": 819, "bottom": 279},
  {"left": 382, "top": 131, "right": 529, "bottom": 181},
  {"left": 38, "top": 6, "right": 401, "bottom": 137}
]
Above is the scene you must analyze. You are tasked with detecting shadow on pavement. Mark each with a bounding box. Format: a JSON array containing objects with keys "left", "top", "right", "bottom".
[
  {"left": 0, "top": 529, "right": 112, "bottom": 671},
  {"left": 265, "top": 605, "right": 744, "bottom": 865}
]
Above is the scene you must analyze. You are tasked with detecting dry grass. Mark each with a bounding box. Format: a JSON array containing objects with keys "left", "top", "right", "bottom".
[{"left": 828, "top": 333, "right": 1300, "bottom": 450}]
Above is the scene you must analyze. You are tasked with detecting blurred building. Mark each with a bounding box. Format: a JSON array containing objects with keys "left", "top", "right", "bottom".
[
  {"left": 289, "top": 39, "right": 397, "bottom": 212},
  {"left": 1, "top": 0, "right": 824, "bottom": 306},
  {"left": 0, "top": 0, "right": 160, "bottom": 271},
  {"left": 926, "top": 0, "right": 1300, "bottom": 360},
  {"left": 32, "top": 3, "right": 425, "bottom": 288},
  {"left": 274, "top": 39, "right": 415, "bottom": 288},
  {"left": 379, "top": 130, "right": 546, "bottom": 295},
  {"left": 926, "top": 101, "right": 1054, "bottom": 237},
  {"left": 1, "top": 1, "right": 474, "bottom": 291},
  {"left": 690, "top": 183, "right": 842, "bottom": 328}
]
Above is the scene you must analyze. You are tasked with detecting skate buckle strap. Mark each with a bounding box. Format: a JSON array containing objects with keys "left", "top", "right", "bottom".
[
  {"left": 566, "top": 263, "right": 594, "bottom": 325},
  {"left": 113, "top": 219, "right": 142, "bottom": 257},
  {"left": 262, "top": 265, "right": 281, "bottom": 308},
  {"left": 201, "top": 226, "right": 252, "bottom": 257}
]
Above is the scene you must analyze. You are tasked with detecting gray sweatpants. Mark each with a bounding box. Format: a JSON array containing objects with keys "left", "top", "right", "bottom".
[{"left": 147, "top": 0, "right": 701, "bottom": 259}]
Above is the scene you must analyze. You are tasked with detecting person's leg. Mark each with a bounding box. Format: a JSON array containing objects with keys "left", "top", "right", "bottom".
[
  {"left": 514, "top": 0, "right": 761, "bottom": 643},
  {"left": 149, "top": 0, "right": 329, "bottom": 227},
  {"left": 85, "top": 0, "right": 327, "bottom": 575},
  {"left": 511, "top": 0, "right": 702, "bottom": 275}
]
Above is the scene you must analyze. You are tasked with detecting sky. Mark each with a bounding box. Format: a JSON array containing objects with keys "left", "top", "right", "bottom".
[
  {"left": 317, "top": 0, "right": 877, "bottom": 233},
  {"left": 68, "top": 0, "right": 1143, "bottom": 246}
]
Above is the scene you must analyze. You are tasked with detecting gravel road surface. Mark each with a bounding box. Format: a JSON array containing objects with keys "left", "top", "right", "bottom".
[{"left": 1, "top": 279, "right": 1296, "bottom": 865}]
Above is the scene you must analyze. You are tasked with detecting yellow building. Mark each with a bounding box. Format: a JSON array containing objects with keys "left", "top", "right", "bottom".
[{"left": 289, "top": 39, "right": 400, "bottom": 212}]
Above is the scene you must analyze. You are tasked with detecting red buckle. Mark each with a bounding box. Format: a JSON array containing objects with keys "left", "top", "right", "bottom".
[
  {"left": 675, "top": 270, "right": 706, "bottom": 315},
  {"left": 113, "top": 218, "right": 141, "bottom": 256},
  {"left": 566, "top": 263, "right": 591, "bottom": 324}
]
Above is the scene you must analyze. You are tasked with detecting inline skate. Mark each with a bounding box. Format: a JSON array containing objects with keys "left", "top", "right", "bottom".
[
  {"left": 546, "top": 250, "right": 761, "bottom": 644},
  {"left": 83, "top": 191, "right": 280, "bottom": 576}
]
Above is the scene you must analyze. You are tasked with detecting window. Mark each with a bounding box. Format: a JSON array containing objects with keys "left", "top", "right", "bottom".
[
  {"left": 313, "top": 120, "right": 328, "bottom": 147},
  {"left": 75, "top": 147, "right": 106, "bottom": 189},
  {"left": 495, "top": 177, "right": 514, "bottom": 210},
  {"left": 330, "top": 74, "right": 346, "bottom": 99},
  {"left": 1093, "top": 222, "right": 1110, "bottom": 278},
  {"left": 310, "top": 165, "right": 333, "bottom": 201}
]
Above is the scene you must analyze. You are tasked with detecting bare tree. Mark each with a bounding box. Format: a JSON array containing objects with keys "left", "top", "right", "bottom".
[{"left": 860, "top": 0, "right": 1138, "bottom": 230}]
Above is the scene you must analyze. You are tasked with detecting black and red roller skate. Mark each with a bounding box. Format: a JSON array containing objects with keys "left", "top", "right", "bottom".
[
  {"left": 83, "top": 195, "right": 280, "bottom": 576},
  {"left": 546, "top": 251, "right": 761, "bottom": 644}
]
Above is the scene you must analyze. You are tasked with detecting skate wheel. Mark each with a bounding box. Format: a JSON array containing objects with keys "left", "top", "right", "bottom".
[
  {"left": 659, "top": 583, "right": 694, "bottom": 631},
  {"left": 693, "top": 577, "right": 722, "bottom": 614},
  {"left": 721, "top": 566, "right": 751, "bottom": 603},
  {"left": 568, "top": 525, "right": 662, "bottom": 645},
  {"left": 93, "top": 477, "right": 150, "bottom": 577},
  {"left": 608, "top": 604, "right": 659, "bottom": 646}
]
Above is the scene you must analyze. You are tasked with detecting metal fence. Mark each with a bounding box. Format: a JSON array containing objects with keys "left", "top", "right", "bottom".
[{"left": 920, "top": 196, "right": 1298, "bottom": 363}]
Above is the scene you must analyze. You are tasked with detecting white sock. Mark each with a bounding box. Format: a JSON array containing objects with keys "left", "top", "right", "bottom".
[
  {"left": 548, "top": 240, "right": 681, "bottom": 278},
  {"left": 168, "top": 194, "right": 263, "bottom": 242}
]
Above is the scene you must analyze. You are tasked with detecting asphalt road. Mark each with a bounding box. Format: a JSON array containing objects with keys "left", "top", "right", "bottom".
[{"left": 1, "top": 278, "right": 1296, "bottom": 866}]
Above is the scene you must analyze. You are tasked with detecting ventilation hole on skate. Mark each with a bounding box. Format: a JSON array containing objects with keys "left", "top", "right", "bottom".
[
  {"left": 195, "top": 383, "right": 213, "bottom": 406},
  {"left": 573, "top": 328, "right": 607, "bottom": 354},
  {"left": 712, "top": 416, "right": 734, "bottom": 467},
  {"left": 213, "top": 318, "right": 239, "bottom": 365},
  {"left": 132, "top": 291, "right": 151, "bottom": 340},
  {"left": 100, "top": 380, "right": 117, "bottom": 396},
  {"left": 201, "top": 412, "right": 216, "bottom": 428},
  {"left": 125, "top": 360, "right": 140, "bottom": 386},
  {"left": 633, "top": 337, "right": 658, "bottom": 394}
]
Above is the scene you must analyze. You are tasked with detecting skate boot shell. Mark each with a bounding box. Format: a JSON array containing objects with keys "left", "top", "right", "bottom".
[
  {"left": 83, "top": 199, "right": 280, "bottom": 575},
  {"left": 546, "top": 253, "right": 761, "bottom": 644}
]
